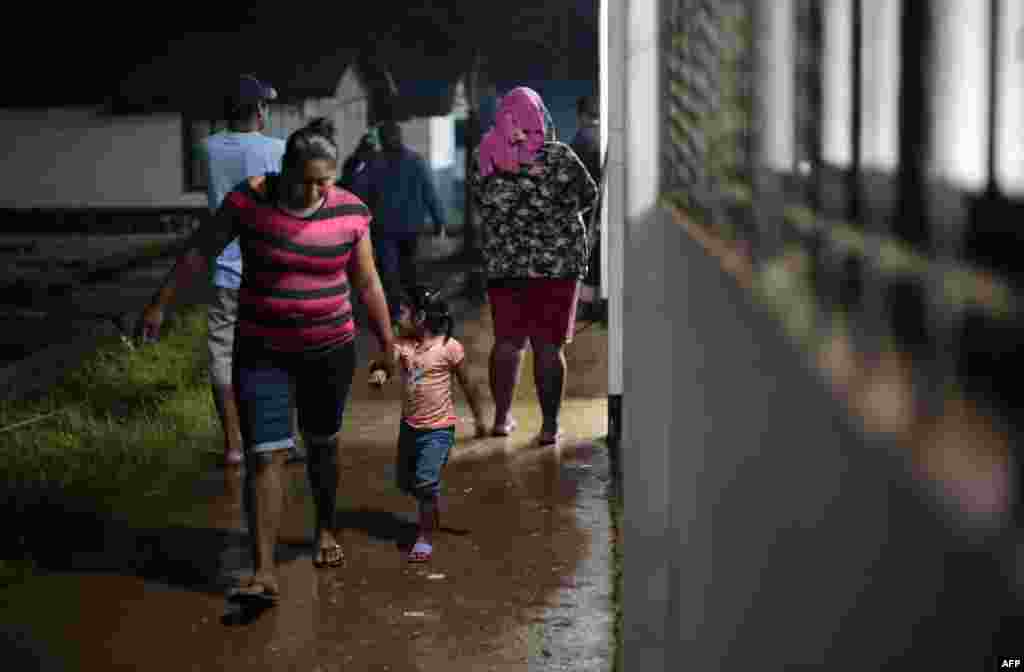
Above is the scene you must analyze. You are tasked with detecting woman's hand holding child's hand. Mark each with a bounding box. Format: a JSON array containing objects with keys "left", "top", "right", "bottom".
[{"left": 368, "top": 361, "right": 390, "bottom": 387}]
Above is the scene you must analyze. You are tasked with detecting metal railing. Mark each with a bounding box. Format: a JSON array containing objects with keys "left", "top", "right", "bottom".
[{"left": 661, "top": 0, "right": 1024, "bottom": 510}]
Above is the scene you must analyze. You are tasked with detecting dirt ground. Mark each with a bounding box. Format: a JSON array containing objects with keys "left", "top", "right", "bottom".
[{"left": 0, "top": 301, "right": 615, "bottom": 671}]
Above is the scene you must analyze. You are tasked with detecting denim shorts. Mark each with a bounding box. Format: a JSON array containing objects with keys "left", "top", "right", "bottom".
[
  {"left": 395, "top": 422, "right": 456, "bottom": 498},
  {"left": 232, "top": 338, "right": 356, "bottom": 454}
]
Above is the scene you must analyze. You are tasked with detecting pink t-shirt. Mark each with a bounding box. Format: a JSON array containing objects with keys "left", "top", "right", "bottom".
[
  {"left": 220, "top": 175, "right": 370, "bottom": 353},
  {"left": 394, "top": 336, "right": 466, "bottom": 430}
]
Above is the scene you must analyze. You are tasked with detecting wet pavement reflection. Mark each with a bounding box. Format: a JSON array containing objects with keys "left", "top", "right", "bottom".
[{"left": 0, "top": 302, "right": 611, "bottom": 671}]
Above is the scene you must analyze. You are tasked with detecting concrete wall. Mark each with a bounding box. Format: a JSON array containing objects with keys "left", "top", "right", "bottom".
[
  {"left": 0, "top": 67, "right": 457, "bottom": 219},
  {"left": 0, "top": 107, "right": 206, "bottom": 210},
  {"left": 613, "top": 1, "right": 666, "bottom": 669},
  {"left": 633, "top": 206, "right": 1010, "bottom": 670},
  {"left": 0, "top": 68, "right": 371, "bottom": 211},
  {"left": 619, "top": 0, "right": 1015, "bottom": 669},
  {"left": 335, "top": 69, "right": 371, "bottom": 160}
]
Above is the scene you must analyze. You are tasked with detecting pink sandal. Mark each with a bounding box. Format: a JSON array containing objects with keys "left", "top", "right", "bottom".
[
  {"left": 491, "top": 418, "right": 518, "bottom": 437},
  {"left": 408, "top": 540, "right": 433, "bottom": 563}
]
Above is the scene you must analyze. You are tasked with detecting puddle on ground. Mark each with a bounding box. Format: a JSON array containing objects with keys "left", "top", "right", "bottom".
[{"left": 0, "top": 303, "right": 611, "bottom": 671}]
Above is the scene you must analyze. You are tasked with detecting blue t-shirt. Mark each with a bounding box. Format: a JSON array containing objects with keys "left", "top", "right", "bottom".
[{"left": 200, "top": 131, "right": 286, "bottom": 289}]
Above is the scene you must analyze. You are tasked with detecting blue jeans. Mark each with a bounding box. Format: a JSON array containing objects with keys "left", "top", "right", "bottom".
[{"left": 395, "top": 422, "right": 455, "bottom": 499}]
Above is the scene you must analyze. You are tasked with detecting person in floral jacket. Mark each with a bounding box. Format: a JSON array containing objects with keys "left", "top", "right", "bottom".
[{"left": 469, "top": 86, "right": 599, "bottom": 446}]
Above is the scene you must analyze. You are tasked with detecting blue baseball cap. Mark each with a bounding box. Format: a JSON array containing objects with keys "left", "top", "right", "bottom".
[{"left": 229, "top": 74, "right": 277, "bottom": 106}]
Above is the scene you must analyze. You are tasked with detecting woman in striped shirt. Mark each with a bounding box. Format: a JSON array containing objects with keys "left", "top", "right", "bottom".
[{"left": 141, "top": 117, "right": 395, "bottom": 605}]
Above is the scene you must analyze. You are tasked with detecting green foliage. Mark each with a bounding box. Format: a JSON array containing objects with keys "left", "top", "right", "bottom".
[{"left": 1, "top": 305, "right": 220, "bottom": 548}]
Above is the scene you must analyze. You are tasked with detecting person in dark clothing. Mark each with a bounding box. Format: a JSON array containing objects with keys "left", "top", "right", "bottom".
[
  {"left": 571, "top": 95, "right": 601, "bottom": 184},
  {"left": 362, "top": 121, "right": 448, "bottom": 321},
  {"left": 570, "top": 95, "right": 604, "bottom": 304},
  {"left": 338, "top": 127, "right": 380, "bottom": 201}
]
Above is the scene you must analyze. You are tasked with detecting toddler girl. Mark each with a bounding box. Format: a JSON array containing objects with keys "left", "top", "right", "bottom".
[{"left": 370, "top": 285, "right": 486, "bottom": 562}]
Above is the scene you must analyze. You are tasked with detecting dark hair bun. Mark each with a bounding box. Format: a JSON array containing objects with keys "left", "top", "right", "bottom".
[{"left": 305, "top": 116, "right": 336, "bottom": 140}]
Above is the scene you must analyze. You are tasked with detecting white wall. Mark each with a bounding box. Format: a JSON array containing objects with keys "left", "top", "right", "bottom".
[
  {"left": 427, "top": 116, "right": 456, "bottom": 171},
  {"left": 399, "top": 118, "right": 431, "bottom": 160},
  {"left": 615, "top": 0, "right": 667, "bottom": 670},
  {"left": 0, "top": 107, "right": 206, "bottom": 209},
  {"left": 262, "top": 101, "right": 307, "bottom": 145},
  {"left": 335, "top": 68, "right": 371, "bottom": 159},
  {"left": 0, "top": 68, "right": 462, "bottom": 212}
]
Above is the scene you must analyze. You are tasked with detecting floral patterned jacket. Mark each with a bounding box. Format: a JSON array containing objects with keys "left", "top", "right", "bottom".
[{"left": 470, "top": 142, "right": 599, "bottom": 280}]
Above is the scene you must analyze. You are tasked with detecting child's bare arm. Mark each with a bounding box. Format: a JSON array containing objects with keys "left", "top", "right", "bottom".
[{"left": 454, "top": 359, "right": 487, "bottom": 437}]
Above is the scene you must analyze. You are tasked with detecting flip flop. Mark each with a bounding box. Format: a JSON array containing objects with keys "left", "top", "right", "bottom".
[
  {"left": 407, "top": 541, "right": 433, "bottom": 563},
  {"left": 491, "top": 418, "right": 518, "bottom": 437},
  {"left": 313, "top": 543, "right": 345, "bottom": 568},
  {"left": 228, "top": 578, "right": 280, "bottom": 606}
]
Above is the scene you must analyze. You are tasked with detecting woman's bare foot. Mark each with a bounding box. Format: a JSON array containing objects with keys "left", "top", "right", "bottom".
[
  {"left": 538, "top": 424, "right": 563, "bottom": 446},
  {"left": 230, "top": 572, "right": 280, "bottom": 604},
  {"left": 408, "top": 537, "right": 433, "bottom": 563}
]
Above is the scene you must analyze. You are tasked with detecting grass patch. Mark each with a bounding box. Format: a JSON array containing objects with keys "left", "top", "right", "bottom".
[
  {"left": 610, "top": 490, "right": 623, "bottom": 672},
  {"left": 1, "top": 305, "right": 222, "bottom": 565}
]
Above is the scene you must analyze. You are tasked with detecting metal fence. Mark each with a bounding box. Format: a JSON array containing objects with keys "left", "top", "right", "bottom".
[{"left": 662, "top": 0, "right": 1024, "bottom": 506}]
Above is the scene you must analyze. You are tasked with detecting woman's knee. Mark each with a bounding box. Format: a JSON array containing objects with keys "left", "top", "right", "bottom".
[{"left": 246, "top": 448, "right": 288, "bottom": 470}]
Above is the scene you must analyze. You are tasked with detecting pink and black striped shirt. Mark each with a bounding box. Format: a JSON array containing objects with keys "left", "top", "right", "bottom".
[{"left": 205, "top": 174, "right": 371, "bottom": 353}]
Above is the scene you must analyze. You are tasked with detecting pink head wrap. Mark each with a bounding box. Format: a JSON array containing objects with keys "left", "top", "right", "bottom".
[{"left": 477, "top": 87, "right": 548, "bottom": 177}]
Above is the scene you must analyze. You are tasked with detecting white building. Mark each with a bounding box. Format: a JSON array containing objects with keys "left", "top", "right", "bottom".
[{"left": 0, "top": 66, "right": 457, "bottom": 227}]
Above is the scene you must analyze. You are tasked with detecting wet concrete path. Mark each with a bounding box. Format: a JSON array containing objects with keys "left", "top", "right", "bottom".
[{"left": 0, "top": 302, "right": 614, "bottom": 671}]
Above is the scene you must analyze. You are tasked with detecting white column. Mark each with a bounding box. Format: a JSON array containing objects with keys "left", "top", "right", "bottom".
[
  {"left": 823, "top": 0, "right": 854, "bottom": 168},
  {"left": 764, "top": 0, "right": 796, "bottom": 173},
  {"left": 930, "top": 0, "right": 991, "bottom": 191},
  {"left": 603, "top": 0, "right": 624, "bottom": 400},
  {"left": 618, "top": 0, "right": 666, "bottom": 669},
  {"left": 996, "top": 0, "right": 1024, "bottom": 196},
  {"left": 427, "top": 116, "right": 455, "bottom": 172},
  {"left": 860, "top": 0, "right": 901, "bottom": 172},
  {"left": 600, "top": 0, "right": 611, "bottom": 302}
]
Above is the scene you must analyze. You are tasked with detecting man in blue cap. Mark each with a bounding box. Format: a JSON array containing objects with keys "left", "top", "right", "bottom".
[{"left": 198, "top": 74, "right": 299, "bottom": 466}]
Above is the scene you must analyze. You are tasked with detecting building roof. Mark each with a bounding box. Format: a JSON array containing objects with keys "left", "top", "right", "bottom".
[{"left": 3, "top": 2, "right": 598, "bottom": 117}]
